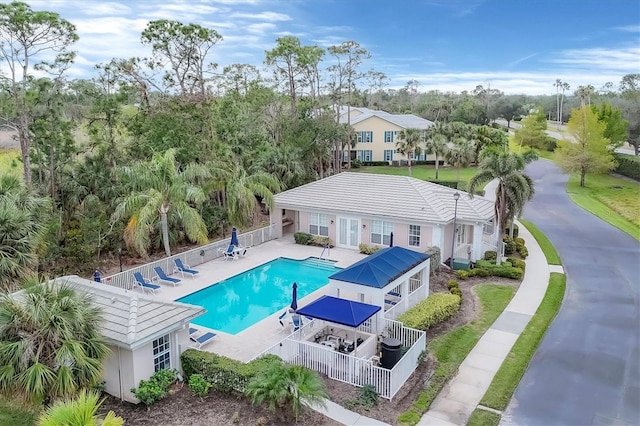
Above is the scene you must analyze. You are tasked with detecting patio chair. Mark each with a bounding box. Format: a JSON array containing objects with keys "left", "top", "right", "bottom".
[
  {"left": 290, "top": 314, "right": 303, "bottom": 333},
  {"left": 174, "top": 258, "right": 199, "bottom": 278},
  {"left": 153, "top": 266, "right": 182, "bottom": 287},
  {"left": 132, "top": 272, "right": 161, "bottom": 295},
  {"left": 278, "top": 310, "right": 289, "bottom": 328},
  {"left": 189, "top": 326, "right": 216, "bottom": 349},
  {"left": 220, "top": 244, "right": 238, "bottom": 261}
]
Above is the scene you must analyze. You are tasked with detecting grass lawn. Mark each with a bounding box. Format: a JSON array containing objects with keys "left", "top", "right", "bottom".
[
  {"left": 0, "top": 148, "right": 22, "bottom": 178},
  {"left": 566, "top": 173, "right": 640, "bottom": 241},
  {"left": 508, "top": 137, "right": 556, "bottom": 161},
  {"left": 467, "top": 408, "right": 502, "bottom": 426},
  {"left": 0, "top": 399, "right": 39, "bottom": 426},
  {"left": 477, "top": 273, "right": 566, "bottom": 415},
  {"left": 519, "top": 219, "right": 561, "bottom": 265},
  {"left": 354, "top": 165, "right": 478, "bottom": 188},
  {"left": 397, "top": 284, "right": 515, "bottom": 426}
]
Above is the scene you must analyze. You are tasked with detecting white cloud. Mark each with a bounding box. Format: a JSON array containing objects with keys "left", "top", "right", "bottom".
[
  {"left": 230, "top": 11, "right": 291, "bottom": 21},
  {"left": 78, "top": 2, "right": 131, "bottom": 16},
  {"left": 550, "top": 46, "right": 640, "bottom": 72},
  {"left": 246, "top": 23, "right": 277, "bottom": 34},
  {"left": 614, "top": 25, "right": 640, "bottom": 33}
]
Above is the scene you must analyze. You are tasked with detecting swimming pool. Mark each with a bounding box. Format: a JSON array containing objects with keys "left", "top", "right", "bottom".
[{"left": 177, "top": 257, "right": 341, "bottom": 335}]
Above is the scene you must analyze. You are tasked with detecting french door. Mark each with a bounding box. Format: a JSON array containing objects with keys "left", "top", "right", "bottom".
[{"left": 338, "top": 217, "right": 360, "bottom": 249}]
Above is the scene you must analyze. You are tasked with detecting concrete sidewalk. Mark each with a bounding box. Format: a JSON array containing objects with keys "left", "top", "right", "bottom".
[{"left": 417, "top": 220, "right": 558, "bottom": 426}]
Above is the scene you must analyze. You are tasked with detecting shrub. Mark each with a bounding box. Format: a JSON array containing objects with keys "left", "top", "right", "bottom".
[
  {"left": 507, "top": 257, "right": 526, "bottom": 270},
  {"left": 456, "top": 270, "right": 469, "bottom": 280},
  {"left": 359, "top": 243, "right": 381, "bottom": 255},
  {"left": 614, "top": 153, "right": 640, "bottom": 181},
  {"left": 398, "top": 293, "right": 462, "bottom": 330},
  {"left": 312, "top": 236, "right": 333, "bottom": 247},
  {"left": 450, "top": 287, "right": 462, "bottom": 297},
  {"left": 514, "top": 237, "right": 528, "bottom": 258},
  {"left": 181, "top": 350, "right": 282, "bottom": 396},
  {"left": 293, "top": 232, "right": 313, "bottom": 245},
  {"left": 189, "top": 374, "right": 212, "bottom": 397},
  {"left": 503, "top": 236, "right": 516, "bottom": 255},
  {"left": 475, "top": 259, "right": 495, "bottom": 268},
  {"left": 491, "top": 266, "right": 523, "bottom": 280},
  {"left": 483, "top": 251, "right": 497, "bottom": 261},
  {"left": 446, "top": 279, "right": 459, "bottom": 290},
  {"left": 131, "top": 369, "right": 177, "bottom": 406}
]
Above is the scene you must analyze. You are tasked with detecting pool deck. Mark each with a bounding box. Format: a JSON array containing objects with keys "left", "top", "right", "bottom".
[{"left": 156, "top": 237, "right": 367, "bottom": 362}]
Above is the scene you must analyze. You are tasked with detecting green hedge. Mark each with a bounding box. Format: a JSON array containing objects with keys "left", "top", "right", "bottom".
[
  {"left": 359, "top": 243, "right": 381, "bottom": 255},
  {"left": 457, "top": 266, "right": 523, "bottom": 280},
  {"left": 398, "top": 293, "right": 461, "bottom": 330},
  {"left": 294, "top": 232, "right": 313, "bottom": 245},
  {"left": 181, "top": 350, "right": 282, "bottom": 396},
  {"left": 613, "top": 153, "right": 640, "bottom": 181}
]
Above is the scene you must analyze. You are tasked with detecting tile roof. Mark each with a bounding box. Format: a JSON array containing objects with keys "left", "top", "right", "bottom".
[
  {"left": 338, "top": 107, "right": 434, "bottom": 129},
  {"left": 51, "top": 276, "right": 205, "bottom": 349},
  {"left": 273, "top": 172, "right": 495, "bottom": 224}
]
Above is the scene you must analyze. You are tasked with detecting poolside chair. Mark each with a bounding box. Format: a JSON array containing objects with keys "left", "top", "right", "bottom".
[
  {"left": 153, "top": 266, "right": 182, "bottom": 287},
  {"left": 278, "top": 311, "right": 290, "bottom": 329},
  {"left": 221, "top": 244, "right": 238, "bottom": 261},
  {"left": 174, "top": 258, "right": 199, "bottom": 278},
  {"left": 133, "top": 272, "right": 161, "bottom": 295},
  {"left": 290, "top": 314, "right": 303, "bottom": 333},
  {"left": 189, "top": 326, "right": 216, "bottom": 349}
]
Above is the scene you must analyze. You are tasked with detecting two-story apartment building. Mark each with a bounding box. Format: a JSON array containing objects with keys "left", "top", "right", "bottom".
[{"left": 338, "top": 107, "right": 435, "bottom": 163}]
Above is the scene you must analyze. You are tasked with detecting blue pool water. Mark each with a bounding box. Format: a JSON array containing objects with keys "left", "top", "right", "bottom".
[{"left": 177, "top": 257, "right": 341, "bottom": 335}]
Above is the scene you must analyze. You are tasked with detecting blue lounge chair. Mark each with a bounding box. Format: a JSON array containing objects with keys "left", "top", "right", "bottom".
[
  {"left": 133, "top": 272, "right": 161, "bottom": 294},
  {"left": 221, "top": 244, "right": 238, "bottom": 261},
  {"left": 189, "top": 327, "right": 216, "bottom": 349},
  {"left": 291, "top": 314, "right": 303, "bottom": 332},
  {"left": 278, "top": 311, "right": 288, "bottom": 328},
  {"left": 387, "top": 291, "right": 401, "bottom": 298},
  {"left": 174, "top": 259, "right": 199, "bottom": 278},
  {"left": 384, "top": 299, "right": 398, "bottom": 306},
  {"left": 153, "top": 266, "right": 182, "bottom": 287}
]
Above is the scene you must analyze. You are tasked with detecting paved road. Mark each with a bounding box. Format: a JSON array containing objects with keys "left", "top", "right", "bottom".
[{"left": 502, "top": 160, "right": 640, "bottom": 426}]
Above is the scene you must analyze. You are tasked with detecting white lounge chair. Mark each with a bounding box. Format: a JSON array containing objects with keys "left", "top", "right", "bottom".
[{"left": 189, "top": 327, "right": 216, "bottom": 349}]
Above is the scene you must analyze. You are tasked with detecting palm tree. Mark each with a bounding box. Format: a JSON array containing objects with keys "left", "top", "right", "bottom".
[
  {"left": 246, "top": 363, "right": 328, "bottom": 421},
  {"left": 445, "top": 137, "right": 475, "bottom": 182},
  {"left": 560, "top": 81, "right": 570, "bottom": 128},
  {"left": 468, "top": 148, "right": 535, "bottom": 264},
  {"left": 0, "top": 278, "right": 110, "bottom": 402},
  {"left": 0, "top": 175, "right": 50, "bottom": 291},
  {"left": 112, "top": 149, "right": 209, "bottom": 257},
  {"left": 396, "top": 128, "right": 424, "bottom": 176},
  {"left": 208, "top": 157, "right": 282, "bottom": 227},
  {"left": 424, "top": 126, "right": 448, "bottom": 180},
  {"left": 38, "top": 389, "right": 124, "bottom": 426}
]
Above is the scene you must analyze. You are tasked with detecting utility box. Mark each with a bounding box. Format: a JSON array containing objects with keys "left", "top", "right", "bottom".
[{"left": 452, "top": 259, "right": 471, "bottom": 271}]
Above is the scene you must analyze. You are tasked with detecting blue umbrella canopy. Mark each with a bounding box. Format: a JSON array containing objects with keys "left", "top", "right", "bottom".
[
  {"left": 290, "top": 282, "right": 298, "bottom": 311},
  {"left": 230, "top": 227, "right": 239, "bottom": 247}
]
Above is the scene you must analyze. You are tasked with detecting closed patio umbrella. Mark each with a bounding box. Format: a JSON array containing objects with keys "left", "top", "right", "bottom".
[
  {"left": 389, "top": 232, "right": 394, "bottom": 247},
  {"left": 230, "top": 227, "right": 240, "bottom": 247},
  {"left": 290, "top": 282, "right": 298, "bottom": 311}
]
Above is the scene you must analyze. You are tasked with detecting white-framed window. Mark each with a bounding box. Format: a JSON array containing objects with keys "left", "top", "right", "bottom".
[
  {"left": 357, "top": 150, "right": 373, "bottom": 162},
  {"left": 483, "top": 219, "right": 494, "bottom": 234},
  {"left": 309, "top": 212, "right": 329, "bottom": 237},
  {"left": 153, "top": 334, "right": 171, "bottom": 372},
  {"left": 371, "top": 220, "right": 393, "bottom": 245},
  {"left": 384, "top": 130, "right": 397, "bottom": 143},
  {"left": 357, "top": 131, "right": 373, "bottom": 143},
  {"left": 409, "top": 225, "right": 421, "bottom": 247},
  {"left": 383, "top": 150, "right": 394, "bottom": 162}
]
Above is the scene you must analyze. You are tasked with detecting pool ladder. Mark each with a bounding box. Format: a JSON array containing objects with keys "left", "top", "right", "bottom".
[{"left": 318, "top": 244, "right": 330, "bottom": 267}]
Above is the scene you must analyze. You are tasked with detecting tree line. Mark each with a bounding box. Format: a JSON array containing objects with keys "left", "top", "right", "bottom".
[{"left": 0, "top": 2, "right": 637, "bottom": 290}]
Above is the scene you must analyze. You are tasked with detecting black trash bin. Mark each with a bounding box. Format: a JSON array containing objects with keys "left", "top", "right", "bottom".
[{"left": 380, "top": 337, "right": 402, "bottom": 369}]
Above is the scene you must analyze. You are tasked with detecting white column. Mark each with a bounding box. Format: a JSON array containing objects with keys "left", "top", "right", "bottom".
[
  {"left": 472, "top": 223, "right": 484, "bottom": 261},
  {"left": 270, "top": 209, "right": 283, "bottom": 239}
]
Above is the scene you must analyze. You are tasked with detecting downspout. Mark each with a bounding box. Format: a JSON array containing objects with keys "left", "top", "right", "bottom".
[{"left": 118, "top": 346, "right": 123, "bottom": 401}]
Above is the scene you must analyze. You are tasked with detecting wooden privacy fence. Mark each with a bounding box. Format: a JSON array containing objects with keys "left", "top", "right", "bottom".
[
  {"left": 100, "top": 225, "right": 274, "bottom": 290},
  {"left": 254, "top": 318, "right": 425, "bottom": 400}
]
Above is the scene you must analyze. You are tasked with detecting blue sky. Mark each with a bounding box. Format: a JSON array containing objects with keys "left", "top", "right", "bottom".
[{"left": 18, "top": 0, "right": 640, "bottom": 95}]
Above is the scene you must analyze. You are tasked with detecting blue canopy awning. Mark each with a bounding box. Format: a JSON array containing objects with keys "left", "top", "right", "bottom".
[
  {"left": 329, "top": 246, "right": 430, "bottom": 288},
  {"left": 296, "top": 295, "right": 381, "bottom": 328}
]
